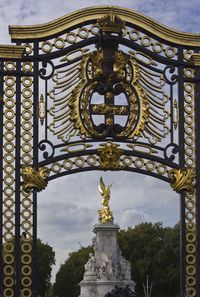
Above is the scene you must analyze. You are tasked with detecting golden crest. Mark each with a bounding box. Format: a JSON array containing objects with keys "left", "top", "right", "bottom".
[
  {"left": 67, "top": 50, "right": 150, "bottom": 139},
  {"left": 49, "top": 14, "right": 169, "bottom": 145},
  {"left": 22, "top": 166, "right": 50, "bottom": 193}
]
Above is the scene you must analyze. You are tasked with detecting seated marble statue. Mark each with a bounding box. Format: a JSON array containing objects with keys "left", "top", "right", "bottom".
[
  {"left": 98, "top": 255, "right": 114, "bottom": 280},
  {"left": 120, "top": 257, "right": 131, "bottom": 280},
  {"left": 84, "top": 253, "right": 96, "bottom": 273}
]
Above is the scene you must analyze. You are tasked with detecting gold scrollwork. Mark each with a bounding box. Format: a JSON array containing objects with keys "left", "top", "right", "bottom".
[
  {"left": 50, "top": 16, "right": 169, "bottom": 144},
  {"left": 22, "top": 166, "right": 50, "bottom": 193},
  {"left": 169, "top": 168, "right": 196, "bottom": 194},
  {"left": 97, "top": 142, "right": 123, "bottom": 169}
]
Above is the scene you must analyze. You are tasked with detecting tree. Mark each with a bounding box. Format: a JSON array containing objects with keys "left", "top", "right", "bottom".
[
  {"left": 53, "top": 222, "right": 180, "bottom": 297},
  {"left": 37, "top": 239, "right": 56, "bottom": 297},
  {"left": 53, "top": 246, "right": 93, "bottom": 297},
  {"left": 118, "top": 222, "right": 180, "bottom": 297},
  {"left": 45, "top": 283, "right": 54, "bottom": 297}
]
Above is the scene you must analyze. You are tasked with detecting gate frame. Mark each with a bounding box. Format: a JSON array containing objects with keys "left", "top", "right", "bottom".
[{"left": 0, "top": 6, "right": 200, "bottom": 297}]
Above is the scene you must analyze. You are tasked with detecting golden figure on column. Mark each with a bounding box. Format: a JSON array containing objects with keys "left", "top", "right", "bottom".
[{"left": 98, "top": 177, "right": 113, "bottom": 223}]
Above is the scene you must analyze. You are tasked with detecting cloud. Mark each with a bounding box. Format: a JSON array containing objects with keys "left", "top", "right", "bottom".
[
  {"left": 0, "top": 0, "right": 200, "bottom": 44},
  {"left": 37, "top": 171, "right": 179, "bottom": 243},
  {"left": 117, "top": 208, "right": 150, "bottom": 229},
  {"left": 38, "top": 201, "right": 95, "bottom": 231}
]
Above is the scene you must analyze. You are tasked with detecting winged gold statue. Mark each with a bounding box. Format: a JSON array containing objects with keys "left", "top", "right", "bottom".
[{"left": 98, "top": 177, "right": 113, "bottom": 223}]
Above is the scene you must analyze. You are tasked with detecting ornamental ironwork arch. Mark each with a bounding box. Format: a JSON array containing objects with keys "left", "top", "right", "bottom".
[{"left": 0, "top": 6, "right": 200, "bottom": 297}]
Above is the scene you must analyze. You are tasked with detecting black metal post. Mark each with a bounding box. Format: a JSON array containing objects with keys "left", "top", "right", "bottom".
[
  {"left": 178, "top": 46, "right": 186, "bottom": 297},
  {"left": 15, "top": 57, "right": 22, "bottom": 297},
  {"left": 32, "top": 41, "right": 39, "bottom": 297},
  {"left": 194, "top": 64, "right": 200, "bottom": 297},
  {"left": 0, "top": 60, "right": 4, "bottom": 297}
]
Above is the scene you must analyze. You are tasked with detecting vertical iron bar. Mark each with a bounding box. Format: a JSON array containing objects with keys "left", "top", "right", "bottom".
[
  {"left": 45, "top": 79, "right": 48, "bottom": 140},
  {"left": 178, "top": 46, "right": 186, "bottom": 297},
  {"left": 15, "top": 57, "right": 22, "bottom": 297},
  {"left": 0, "top": 59, "right": 4, "bottom": 297},
  {"left": 180, "top": 192, "right": 186, "bottom": 297},
  {"left": 32, "top": 41, "right": 39, "bottom": 297},
  {"left": 194, "top": 64, "right": 200, "bottom": 297},
  {"left": 170, "top": 84, "right": 174, "bottom": 143},
  {"left": 32, "top": 189, "right": 37, "bottom": 297}
]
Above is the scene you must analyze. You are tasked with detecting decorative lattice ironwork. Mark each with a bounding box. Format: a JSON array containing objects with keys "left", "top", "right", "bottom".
[{"left": 0, "top": 6, "right": 200, "bottom": 297}]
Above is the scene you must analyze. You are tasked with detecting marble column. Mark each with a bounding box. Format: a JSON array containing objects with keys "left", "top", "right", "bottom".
[{"left": 79, "top": 222, "right": 135, "bottom": 297}]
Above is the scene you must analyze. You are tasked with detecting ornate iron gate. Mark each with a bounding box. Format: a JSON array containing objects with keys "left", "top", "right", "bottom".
[{"left": 0, "top": 6, "right": 200, "bottom": 297}]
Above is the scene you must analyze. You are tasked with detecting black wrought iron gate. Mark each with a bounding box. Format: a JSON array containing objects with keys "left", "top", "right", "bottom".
[{"left": 0, "top": 6, "right": 200, "bottom": 297}]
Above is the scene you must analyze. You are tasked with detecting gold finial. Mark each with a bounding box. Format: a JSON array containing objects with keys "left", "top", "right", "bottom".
[{"left": 98, "top": 177, "right": 113, "bottom": 223}]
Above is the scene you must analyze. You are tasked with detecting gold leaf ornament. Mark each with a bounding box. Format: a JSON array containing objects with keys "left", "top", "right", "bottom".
[
  {"left": 97, "top": 142, "right": 123, "bottom": 169},
  {"left": 22, "top": 166, "right": 50, "bottom": 193},
  {"left": 169, "top": 167, "right": 196, "bottom": 194}
]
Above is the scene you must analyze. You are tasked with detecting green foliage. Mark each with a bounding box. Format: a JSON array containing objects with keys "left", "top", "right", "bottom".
[
  {"left": 37, "top": 239, "right": 56, "bottom": 297},
  {"left": 53, "top": 222, "right": 180, "bottom": 297},
  {"left": 45, "top": 283, "right": 54, "bottom": 297},
  {"left": 53, "top": 246, "right": 93, "bottom": 297},
  {"left": 118, "top": 222, "right": 180, "bottom": 297}
]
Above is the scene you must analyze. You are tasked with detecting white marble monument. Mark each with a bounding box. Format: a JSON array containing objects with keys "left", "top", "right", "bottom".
[{"left": 79, "top": 178, "right": 135, "bottom": 297}]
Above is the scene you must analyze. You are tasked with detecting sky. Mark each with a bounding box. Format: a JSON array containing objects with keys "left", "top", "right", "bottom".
[{"left": 1, "top": 0, "right": 200, "bottom": 282}]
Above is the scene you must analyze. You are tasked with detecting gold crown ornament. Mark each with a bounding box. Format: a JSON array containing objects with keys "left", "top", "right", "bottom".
[{"left": 97, "top": 11, "right": 125, "bottom": 34}]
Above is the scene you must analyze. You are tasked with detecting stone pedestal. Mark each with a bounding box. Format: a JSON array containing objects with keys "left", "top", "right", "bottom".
[{"left": 79, "top": 222, "right": 135, "bottom": 297}]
